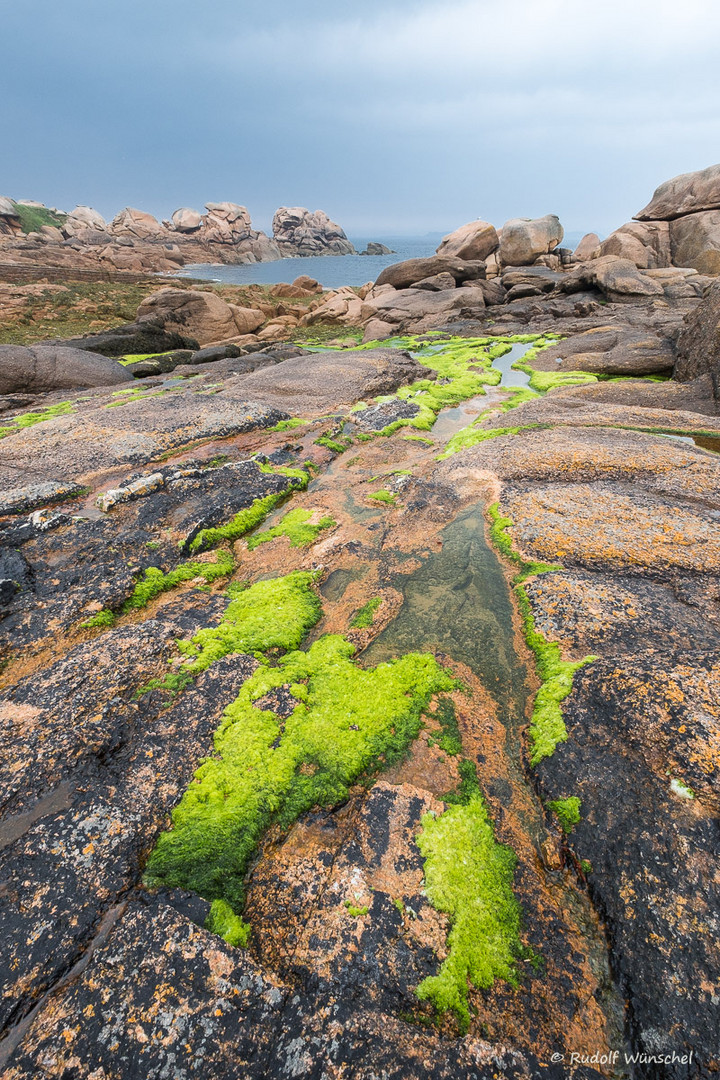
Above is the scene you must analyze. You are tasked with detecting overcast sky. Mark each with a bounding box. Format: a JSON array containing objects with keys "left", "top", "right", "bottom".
[{"left": 2, "top": 0, "right": 720, "bottom": 238}]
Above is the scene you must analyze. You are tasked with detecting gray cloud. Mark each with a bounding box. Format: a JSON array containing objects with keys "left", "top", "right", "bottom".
[{"left": 2, "top": 0, "right": 719, "bottom": 237}]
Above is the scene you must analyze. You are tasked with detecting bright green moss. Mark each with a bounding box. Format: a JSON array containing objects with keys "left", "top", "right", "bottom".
[
  {"left": 350, "top": 596, "right": 382, "bottom": 629},
  {"left": 145, "top": 629, "right": 455, "bottom": 910},
  {"left": 82, "top": 609, "right": 116, "bottom": 629},
  {"left": 486, "top": 503, "right": 596, "bottom": 765},
  {"left": 269, "top": 417, "right": 307, "bottom": 431},
  {"left": 487, "top": 503, "right": 560, "bottom": 581},
  {"left": 547, "top": 796, "right": 581, "bottom": 833},
  {"left": 124, "top": 549, "right": 235, "bottom": 610},
  {"left": 345, "top": 902, "right": 369, "bottom": 917},
  {"left": 416, "top": 796, "right": 524, "bottom": 1030},
  {"left": 0, "top": 400, "right": 74, "bottom": 439},
  {"left": 516, "top": 585, "right": 596, "bottom": 765},
  {"left": 441, "top": 424, "right": 526, "bottom": 458},
  {"left": 403, "top": 434, "right": 435, "bottom": 445},
  {"left": 140, "top": 570, "right": 322, "bottom": 696},
  {"left": 247, "top": 507, "right": 335, "bottom": 551},
  {"left": 205, "top": 899, "right": 252, "bottom": 947},
  {"left": 367, "top": 489, "right": 396, "bottom": 504},
  {"left": 315, "top": 435, "right": 350, "bottom": 453},
  {"left": 189, "top": 466, "right": 309, "bottom": 554},
  {"left": 119, "top": 351, "right": 174, "bottom": 366}
]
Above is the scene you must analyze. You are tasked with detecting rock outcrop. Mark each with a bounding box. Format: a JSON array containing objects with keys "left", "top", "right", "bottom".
[
  {"left": 135, "top": 288, "right": 265, "bottom": 345},
  {"left": 635, "top": 162, "right": 720, "bottom": 220},
  {"left": 272, "top": 207, "right": 355, "bottom": 256},
  {"left": 435, "top": 220, "right": 499, "bottom": 262},
  {"left": 0, "top": 345, "right": 133, "bottom": 394},
  {"left": 674, "top": 280, "right": 720, "bottom": 389},
  {"left": 499, "top": 214, "right": 563, "bottom": 266}
]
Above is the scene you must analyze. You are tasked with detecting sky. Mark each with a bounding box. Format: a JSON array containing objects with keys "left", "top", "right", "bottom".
[{"left": 2, "top": 0, "right": 720, "bottom": 239}]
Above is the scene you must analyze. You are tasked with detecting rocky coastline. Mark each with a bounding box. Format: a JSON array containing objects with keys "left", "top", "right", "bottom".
[{"left": 0, "top": 164, "right": 718, "bottom": 1079}]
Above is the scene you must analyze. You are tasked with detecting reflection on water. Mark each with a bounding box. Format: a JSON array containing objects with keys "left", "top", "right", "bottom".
[{"left": 363, "top": 504, "right": 529, "bottom": 725}]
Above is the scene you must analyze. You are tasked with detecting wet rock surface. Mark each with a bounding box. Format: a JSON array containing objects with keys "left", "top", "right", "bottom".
[{"left": 0, "top": 280, "right": 718, "bottom": 1078}]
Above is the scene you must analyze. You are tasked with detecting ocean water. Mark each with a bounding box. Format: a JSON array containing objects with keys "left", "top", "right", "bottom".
[
  {"left": 174, "top": 236, "right": 442, "bottom": 289},
  {"left": 174, "top": 230, "right": 589, "bottom": 289}
]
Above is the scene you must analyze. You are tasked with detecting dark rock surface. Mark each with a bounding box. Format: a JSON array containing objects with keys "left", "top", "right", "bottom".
[{"left": 0, "top": 344, "right": 133, "bottom": 393}]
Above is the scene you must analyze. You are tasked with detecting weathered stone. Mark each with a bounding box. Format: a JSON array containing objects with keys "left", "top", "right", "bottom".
[
  {"left": 375, "top": 255, "right": 485, "bottom": 289},
  {"left": 171, "top": 207, "right": 203, "bottom": 232},
  {"left": 675, "top": 280, "right": 720, "bottom": 387},
  {"left": 136, "top": 289, "right": 264, "bottom": 345},
  {"left": 409, "top": 272, "right": 457, "bottom": 291},
  {"left": 597, "top": 220, "right": 671, "bottom": 269},
  {"left": 669, "top": 210, "right": 720, "bottom": 274},
  {"left": 435, "top": 220, "right": 499, "bottom": 261},
  {"left": 272, "top": 207, "right": 355, "bottom": 256},
  {"left": 499, "top": 215, "right": 564, "bottom": 266},
  {"left": 635, "top": 162, "right": 720, "bottom": 220},
  {"left": 109, "top": 208, "right": 165, "bottom": 240},
  {"left": 572, "top": 233, "right": 601, "bottom": 261},
  {"left": 0, "top": 345, "right": 133, "bottom": 394}
]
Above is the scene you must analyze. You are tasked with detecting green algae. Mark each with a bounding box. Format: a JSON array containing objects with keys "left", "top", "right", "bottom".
[
  {"left": 140, "top": 570, "right": 322, "bottom": 697},
  {"left": 368, "top": 489, "right": 397, "bottom": 504},
  {"left": 487, "top": 503, "right": 561, "bottom": 581},
  {"left": 547, "top": 796, "right": 581, "bottom": 833},
  {"left": 269, "top": 417, "right": 307, "bottom": 432},
  {"left": 205, "top": 899, "right": 252, "bottom": 946},
  {"left": 516, "top": 584, "right": 597, "bottom": 766},
  {"left": 188, "top": 465, "right": 309, "bottom": 554},
  {"left": 403, "top": 434, "right": 435, "bottom": 445},
  {"left": 247, "top": 507, "right": 336, "bottom": 550},
  {"left": 315, "top": 435, "right": 351, "bottom": 453},
  {"left": 145, "top": 621, "right": 455, "bottom": 914},
  {"left": 345, "top": 902, "right": 369, "bottom": 917},
  {"left": 119, "top": 351, "right": 174, "bottom": 366},
  {"left": 416, "top": 795, "right": 524, "bottom": 1030},
  {"left": 0, "top": 400, "right": 74, "bottom": 439},
  {"left": 350, "top": 596, "right": 382, "bottom": 629},
  {"left": 440, "top": 423, "right": 544, "bottom": 459},
  {"left": 486, "top": 503, "right": 596, "bottom": 765}
]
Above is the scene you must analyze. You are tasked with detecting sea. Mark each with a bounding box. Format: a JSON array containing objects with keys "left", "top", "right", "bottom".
[{"left": 174, "top": 232, "right": 588, "bottom": 290}]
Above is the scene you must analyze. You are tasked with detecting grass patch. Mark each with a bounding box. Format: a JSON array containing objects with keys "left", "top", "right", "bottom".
[
  {"left": 247, "top": 507, "right": 335, "bottom": 550},
  {"left": 547, "top": 796, "right": 581, "bottom": 833},
  {"left": 350, "top": 596, "right": 382, "bottom": 629},
  {"left": 11, "top": 202, "right": 67, "bottom": 233}
]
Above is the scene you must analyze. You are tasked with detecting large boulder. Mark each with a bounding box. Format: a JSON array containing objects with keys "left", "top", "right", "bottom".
[
  {"left": 375, "top": 255, "right": 485, "bottom": 290},
  {"left": 38, "top": 321, "right": 200, "bottom": 358},
  {"left": 201, "top": 202, "right": 253, "bottom": 244},
  {"left": 669, "top": 211, "right": 720, "bottom": 274},
  {"left": 674, "top": 280, "right": 720, "bottom": 386},
  {"left": 0, "top": 345, "right": 133, "bottom": 394},
  {"left": 560, "top": 255, "right": 664, "bottom": 300},
  {"left": 540, "top": 327, "right": 675, "bottom": 376},
  {"left": 635, "top": 163, "right": 720, "bottom": 220},
  {"left": 136, "top": 288, "right": 265, "bottom": 345},
  {"left": 236, "top": 348, "right": 431, "bottom": 413},
  {"left": 499, "top": 214, "right": 563, "bottom": 266},
  {"left": 171, "top": 207, "right": 203, "bottom": 232},
  {"left": 435, "top": 219, "right": 499, "bottom": 261},
  {"left": 360, "top": 286, "right": 485, "bottom": 330},
  {"left": 597, "top": 220, "right": 671, "bottom": 269},
  {"left": 272, "top": 207, "right": 355, "bottom": 256},
  {"left": 572, "top": 233, "right": 600, "bottom": 261},
  {"left": 109, "top": 207, "right": 165, "bottom": 240},
  {"left": 63, "top": 206, "right": 107, "bottom": 236}
]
